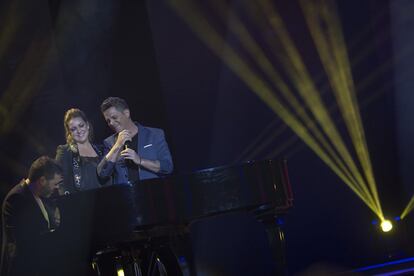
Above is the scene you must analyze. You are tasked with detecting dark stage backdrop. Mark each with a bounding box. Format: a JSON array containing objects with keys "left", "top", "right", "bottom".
[
  {"left": 0, "top": 0, "right": 411, "bottom": 274},
  {"left": 0, "top": 0, "right": 168, "bottom": 191},
  {"left": 391, "top": 0, "right": 414, "bottom": 242}
]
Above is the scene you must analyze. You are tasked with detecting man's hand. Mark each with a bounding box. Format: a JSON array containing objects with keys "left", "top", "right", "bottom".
[
  {"left": 115, "top": 130, "right": 132, "bottom": 148},
  {"left": 120, "top": 148, "right": 141, "bottom": 165},
  {"left": 105, "top": 130, "right": 132, "bottom": 163},
  {"left": 53, "top": 207, "right": 61, "bottom": 227}
]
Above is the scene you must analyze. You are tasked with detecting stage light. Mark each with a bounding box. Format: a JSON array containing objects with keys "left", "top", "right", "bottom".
[
  {"left": 115, "top": 258, "right": 125, "bottom": 276},
  {"left": 117, "top": 268, "right": 125, "bottom": 276},
  {"left": 380, "top": 220, "right": 393, "bottom": 233}
]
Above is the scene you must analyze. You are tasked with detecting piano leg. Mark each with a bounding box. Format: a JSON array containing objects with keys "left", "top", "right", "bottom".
[
  {"left": 260, "top": 215, "right": 288, "bottom": 276},
  {"left": 92, "top": 247, "right": 145, "bottom": 276},
  {"left": 91, "top": 258, "right": 101, "bottom": 275},
  {"left": 91, "top": 241, "right": 189, "bottom": 276},
  {"left": 167, "top": 232, "right": 195, "bottom": 276},
  {"left": 147, "top": 243, "right": 186, "bottom": 276},
  {"left": 91, "top": 248, "right": 117, "bottom": 276},
  {"left": 147, "top": 251, "right": 167, "bottom": 276}
]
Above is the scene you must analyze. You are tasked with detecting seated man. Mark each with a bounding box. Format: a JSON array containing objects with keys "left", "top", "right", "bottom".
[
  {"left": 97, "top": 96, "right": 173, "bottom": 184},
  {"left": 1, "top": 156, "right": 63, "bottom": 276}
]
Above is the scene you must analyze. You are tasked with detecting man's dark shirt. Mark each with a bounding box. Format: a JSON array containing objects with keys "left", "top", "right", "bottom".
[{"left": 126, "top": 133, "right": 139, "bottom": 183}]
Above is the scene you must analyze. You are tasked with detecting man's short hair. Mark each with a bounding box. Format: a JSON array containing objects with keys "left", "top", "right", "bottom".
[
  {"left": 28, "top": 156, "right": 62, "bottom": 183},
  {"left": 100, "top": 97, "right": 129, "bottom": 113}
]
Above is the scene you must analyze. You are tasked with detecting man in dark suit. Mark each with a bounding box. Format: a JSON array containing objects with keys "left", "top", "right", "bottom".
[
  {"left": 97, "top": 96, "right": 173, "bottom": 184},
  {"left": 1, "top": 156, "right": 63, "bottom": 276}
]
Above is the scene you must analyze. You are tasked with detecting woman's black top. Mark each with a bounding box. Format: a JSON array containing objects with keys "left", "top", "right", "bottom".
[
  {"left": 78, "top": 156, "right": 102, "bottom": 190},
  {"left": 55, "top": 144, "right": 110, "bottom": 194}
]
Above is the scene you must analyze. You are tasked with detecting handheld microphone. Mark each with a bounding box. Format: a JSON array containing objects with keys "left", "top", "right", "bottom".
[
  {"left": 124, "top": 140, "right": 132, "bottom": 150},
  {"left": 124, "top": 140, "right": 134, "bottom": 167}
]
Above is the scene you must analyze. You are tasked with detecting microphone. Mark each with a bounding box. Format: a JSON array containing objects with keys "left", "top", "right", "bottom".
[
  {"left": 124, "top": 140, "right": 134, "bottom": 166},
  {"left": 124, "top": 140, "right": 132, "bottom": 150}
]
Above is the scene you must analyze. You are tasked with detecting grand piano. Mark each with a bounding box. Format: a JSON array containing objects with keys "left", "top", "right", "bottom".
[{"left": 53, "top": 159, "right": 293, "bottom": 275}]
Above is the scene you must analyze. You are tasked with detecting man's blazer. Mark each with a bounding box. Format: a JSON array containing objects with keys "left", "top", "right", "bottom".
[{"left": 98, "top": 123, "right": 173, "bottom": 184}]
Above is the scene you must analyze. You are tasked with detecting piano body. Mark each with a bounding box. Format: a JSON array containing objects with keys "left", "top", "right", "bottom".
[{"left": 53, "top": 159, "right": 293, "bottom": 275}]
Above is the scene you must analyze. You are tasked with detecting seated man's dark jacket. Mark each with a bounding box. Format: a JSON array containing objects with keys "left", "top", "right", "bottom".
[{"left": 1, "top": 181, "right": 53, "bottom": 276}]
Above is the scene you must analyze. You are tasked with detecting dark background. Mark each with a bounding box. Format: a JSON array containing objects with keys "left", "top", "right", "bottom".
[{"left": 0, "top": 0, "right": 413, "bottom": 274}]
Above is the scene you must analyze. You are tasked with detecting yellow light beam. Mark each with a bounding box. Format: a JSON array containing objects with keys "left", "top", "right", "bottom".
[
  {"left": 167, "top": 0, "right": 381, "bottom": 217},
  {"left": 266, "top": 30, "right": 414, "bottom": 167},
  {"left": 210, "top": 0, "right": 372, "bottom": 203},
  {"left": 0, "top": 36, "right": 56, "bottom": 135},
  {"left": 401, "top": 195, "right": 414, "bottom": 220},
  {"left": 0, "top": 1, "right": 21, "bottom": 61},
  {"left": 256, "top": 0, "right": 379, "bottom": 216},
  {"left": 283, "top": 84, "right": 389, "bottom": 160},
  {"left": 253, "top": 11, "right": 414, "bottom": 171},
  {"left": 235, "top": 118, "right": 284, "bottom": 162},
  {"left": 244, "top": 122, "right": 288, "bottom": 162},
  {"left": 321, "top": 1, "right": 381, "bottom": 213},
  {"left": 266, "top": 135, "right": 300, "bottom": 159},
  {"left": 234, "top": 1, "right": 410, "bottom": 167},
  {"left": 300, "top": 0, "right": 382, "bottom": 218},
  {"left": 300, "top": 0, "right": 381, "bottom": 215},
  {"left": 239, "top": 28, "right": 410, "bottom": 165}
]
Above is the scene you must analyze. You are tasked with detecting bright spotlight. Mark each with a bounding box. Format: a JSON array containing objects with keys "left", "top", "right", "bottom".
[
  {"left": 117, "top": 268, "right": 125, "bottom": 276},
  {"left": 380, "top": 220, "right": 393, "bottom": 232}
]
